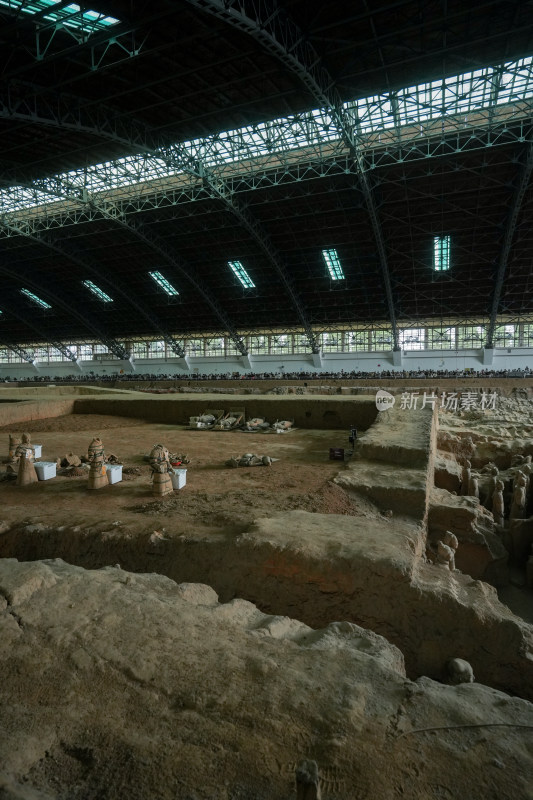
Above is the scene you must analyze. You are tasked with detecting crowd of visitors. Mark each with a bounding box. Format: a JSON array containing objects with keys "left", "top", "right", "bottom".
[{"left": 2, "top": 366, "right": 532, "bottom": 383}]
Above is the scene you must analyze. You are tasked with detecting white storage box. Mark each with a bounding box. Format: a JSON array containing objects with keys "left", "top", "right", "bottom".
[
  {"left": 33, "top": 444, "right": 42, "bottom": 458},
  {"left": 34, "top": 461, "right": 56, "bottom": 481},
  {"left": 171, "top": 468, "right": 187, "bottom": 490},
  {"left": 106, "top": 464, "right": 123, "bottom": 484}
]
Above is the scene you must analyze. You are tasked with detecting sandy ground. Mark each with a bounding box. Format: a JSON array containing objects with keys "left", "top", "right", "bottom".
[
  {"left": 2, "top": 404, "right": 533, "bottom": 799},
  {"left": 0, "top": 414, "right": 361, "bottom": 536}
]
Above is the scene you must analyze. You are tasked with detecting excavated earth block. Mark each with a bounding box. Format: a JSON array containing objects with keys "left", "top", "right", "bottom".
[{"left": 1, "top": 385, "right": 533, "bottom": 798}]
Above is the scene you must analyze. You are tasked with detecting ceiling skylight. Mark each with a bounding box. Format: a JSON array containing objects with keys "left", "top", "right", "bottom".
[
  {"left": 21, "top": 288, "right": 51, "bottom": 309},
  {"left": 1, "top": 56, "right": 533, "bottom": 219},
  {"left": 82, "top": 279, "right": 113, "bottom": 303},
  {"left": 433, "top": 235, "right": 450, "bottom": 271},
  {"left": 228, "top": 260, "right": 255, "bottom": 289},
  {"left": 0, "top": 1, "right": 120, "bottom": 34},
  {"left": 149, "top": 271, "right": 179, "bottom": 296},
  {"left": 322, "top": 248, "right": 345, "bottom": 280}
]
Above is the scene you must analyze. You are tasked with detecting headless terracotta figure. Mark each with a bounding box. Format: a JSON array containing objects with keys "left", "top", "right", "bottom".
[
  {"left": 16, "top": 452, "right": 38, "bottom": 486},
  {"left": 492, "top": 479, "right": 505, "bottom": 528},
  {"left": 461, "top": 460, "right": 472, "bottom": 496},
  {"left": 510, "top": 473, "right": 527, "bottom": 521},
  {"left": 485, "top": 465, "right": 499, "bottom": 511},
  {"left": 88, "top": 436, "right": 107, "bottom": 490},
  {"left": 149, "top": 443, "right": 173, "bottom": 497}
]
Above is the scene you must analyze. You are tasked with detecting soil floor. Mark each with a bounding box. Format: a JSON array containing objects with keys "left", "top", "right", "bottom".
[{"left": 0, "top": 414, "right": 362, "bottom": 538}]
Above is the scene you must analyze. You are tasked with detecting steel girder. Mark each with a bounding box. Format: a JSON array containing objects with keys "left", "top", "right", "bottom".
[
  {"left": 208, "top": 182, "right": 319, "bottom": 351},
  {"left": 1, "top": 218, "right": 187, "bottom": 359},
  {"left": 1, "top": 126, "right": 532, "bottom": 230},
  {"left": 0, "top": 292, "right": 78, "bottom": 363},
  {"left": 0, "top": 262, "right": 128, "bottom": 359},
  {"left": 2, "top": 173, "right": 245, "bottom": 356},
  {"left": 2, "top": 170, "right": 312, "bottom": 355},
  {"left": 89, "top": 199, "right": 247, "bottom": 356},
  {"left": 0, "top": 92, "right": 316, "bottom": 351},
  {"left": 0, "top": 339, "right": 36, "bottom": 365},
  {"left": 486, "top": 141, "right": 533, "bottom": 348},
  {"left": 184, "top": 0, "right": 400, "bottom": 349},
  {"left": 0, "top": 84, "right": 168, "bottom": 154}
]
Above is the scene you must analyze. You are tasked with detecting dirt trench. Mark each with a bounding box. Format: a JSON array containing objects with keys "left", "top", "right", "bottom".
[{"left": 1, "top": 513, "right": 533, "bottom": 703}]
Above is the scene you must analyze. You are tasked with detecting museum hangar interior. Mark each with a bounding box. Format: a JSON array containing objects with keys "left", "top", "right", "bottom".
[
  {"left": 1, "top": 0, "right": 533, "bottom": 376},
  {"left": 1, "top": 3, "right": 533, "bottom": 800}
]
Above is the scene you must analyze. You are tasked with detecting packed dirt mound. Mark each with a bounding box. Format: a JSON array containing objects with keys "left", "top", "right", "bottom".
[
  {"left": 0, "top": 414, "right": 147, "bottom": 433},
  {"left": 130, "top": 480, "right": 360, "bottom": 524},
  {"left": 1, "top": 558, "right": 532, "bottom": 800}
]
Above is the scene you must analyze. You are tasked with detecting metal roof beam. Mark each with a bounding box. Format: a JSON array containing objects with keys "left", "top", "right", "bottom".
[
  {"left": 2, "top": 173, "right": 244, "bottom": 357},
  {"left": 486, "top": 142, "right": 533, "bottom": 348},
  {"left": 206, "top": 181, "right": 319, "bottom": 352},
  {"left": 0, "top": 296, "right": 78, "bottom": 362},
  {"left": 1, "top": 218, "right": 187, "bottom": 359},
  {"left": 99, "top": 205, "right": 247, "bottom": 357},
  {"left": 0, "top": 90, "right": 317, "bottom": 350},
  {"left": 183, "top": 0, "right": 400, "bottom": 348},
  {"left": 0, "top": 262, "right": 128, "bottom": 359},
  {"left": 79, "top": 196, "right": 245, "bottom": 355},
  {"left": 3, "top": 165, "right": 307, "bottom": 356},
  {"left": 0, "top": 339, "right": 36, "bottom": 365}
]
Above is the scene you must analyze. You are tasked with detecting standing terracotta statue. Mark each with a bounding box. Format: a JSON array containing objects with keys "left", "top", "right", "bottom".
[
  {"left": 16, "top": 452, "right": 38, "bottom": 487},
  {"left": 87, "top": 436, "right": 108, "bottom": 490},
  {"left": 468, "top": 474, "right": 479, "bottom": 499},
  {"left": 484, "top": 464, "right": 499, "bottom": 511},
  {"left": 521, "top": 457, "right": 532, "bottom": 491},
  {"left": 461, "top": 459, "right": 472, "bottom": 496},
  {"left": 510, "top": 473, "right": 527, "bottom": 521},
  {"left": 149, "top": 443, "right": 174, "bottom": 497},
  {"left": 492, "top": 479, "right": 505, "bottom": 528}
]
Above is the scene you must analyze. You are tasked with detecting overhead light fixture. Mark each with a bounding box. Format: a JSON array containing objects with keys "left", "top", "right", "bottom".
[
  {"left": 21, "top": 288, "right": 51, "bottom": 309},
  {"left": 0, "top": 1, "right": 120, "bottom": 34},
  {"left": 322, "top": 248, "right": 345, "bottom": 280},
  {"left": 149, "top": 271, "right": 179, "bottom": 296},
  {"left": 228, "top": 260, "right": 255, "bottom": 288},
  {"left": 433, "top": 235, "right": 451, "bottom": 271},
  {"left": 0, "top": 0, "right": 120, "bottom": 35},
  {"left": 82, "top": 280, "right": 113, "bottom": 303}
]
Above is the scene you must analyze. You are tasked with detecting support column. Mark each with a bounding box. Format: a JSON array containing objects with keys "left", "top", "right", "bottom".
[
  {"left": 392, "top": 348, "right": 403, "bottom": 367},
  {"left": 176, "top": 355, "right": 190, "bottom": 371},
  {"left": 483, "top": 346, "right": 494, "bottom": 365},
  {"left": 312, "top": 351, "right": 322, "bottom": 369}
]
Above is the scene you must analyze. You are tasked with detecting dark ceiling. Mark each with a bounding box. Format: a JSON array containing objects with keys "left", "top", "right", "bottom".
[{"left": 1, "top": 0, "right": 533, "bottom": 351}]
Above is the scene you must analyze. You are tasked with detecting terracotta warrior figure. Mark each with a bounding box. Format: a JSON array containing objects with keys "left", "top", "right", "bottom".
[
  {"left": 468, "top": 474, "right": 479, "bottom": 499},
  {"left": 510, "top": 473, "right": 527, "bottom": 521},
  {"left": 16, "top": 451, "right": 38, "bottom": 487},
  {"left": 149, "top": 443, "right": 174, "bottom": 497},
  {"left": 492, "top": 479, "right": 505, "bottom": 528},
  {"left": 14, "top": 439, "right": 34, "bottom": 463},
  {"left": 443, "top": 531, "right": 459, "bottom": 570},
  {"left": 87, "top": 436, "right": 108, "bottom": 490},
  {"left": 484, "top": 464, "right": 499, "bottom": 511},
  {"left": 521, "top": 457, "right": 532, "bottom": 490},
  {"left": 461, "top": 459, "right": 472, "bottom": 496},
  {"left": 436, "top": 540, "right": 455, "bottom": 570},
  {"left": 8, "top": 434, "right": 21, "bottom": 461}
]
